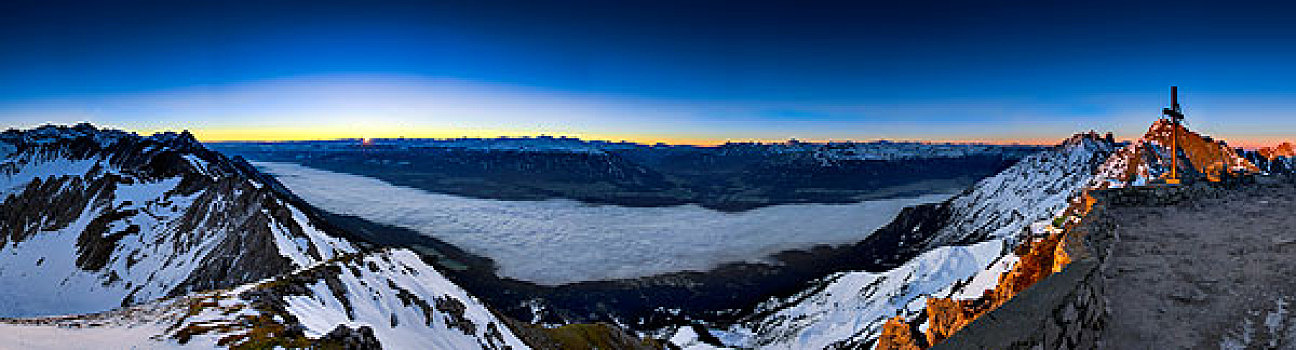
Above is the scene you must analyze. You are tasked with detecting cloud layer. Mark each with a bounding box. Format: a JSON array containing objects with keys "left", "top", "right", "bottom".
[{"left": 258, "top": 161, "right": 951, "bottom": 285}]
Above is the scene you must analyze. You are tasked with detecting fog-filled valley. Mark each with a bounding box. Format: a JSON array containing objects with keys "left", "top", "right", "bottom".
[{"left": 256, "top": 161, "right": 954, "bottom": 284}]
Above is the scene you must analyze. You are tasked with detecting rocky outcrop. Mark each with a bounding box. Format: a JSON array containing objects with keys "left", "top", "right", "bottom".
[
  {"left": 321, "top": 325, "right": 383, "bottom": 350},
  {"left": 876, "top": 316, "right": 927, "bottom": 350}
]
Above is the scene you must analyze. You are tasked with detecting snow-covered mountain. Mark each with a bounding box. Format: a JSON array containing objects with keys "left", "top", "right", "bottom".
[
  {"left": 0, "top": 124, "right": 530, "bottom": 349},
  {"left": 726, "top": 133, "right": 1119, "bottom": 349},
  {"left": 0, "top": 124, "right": 357, "bottom": 316},
  {"left": 928, "top": 133, "right": 1119, "bottom": 247}
]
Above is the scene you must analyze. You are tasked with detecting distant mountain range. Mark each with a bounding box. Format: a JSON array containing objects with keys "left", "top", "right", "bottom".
[{"left": 210, "top": 137, "right": 1041, "bottom": 211}]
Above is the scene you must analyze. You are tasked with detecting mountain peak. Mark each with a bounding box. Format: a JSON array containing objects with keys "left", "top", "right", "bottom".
[
  {"left": 1061, "top": 131, "right": 1116, "bottom": 147},
  {"left": 1259, "top": 142, "right": 1296, "bottom": 160},
  {"left": 1, "top": 123, "right": 205, "bottom": 153},
  {"left": 1096, "top": 120, "right": 1257, "bottom": 187},
  {"left": 147, "top": 130, "right": 203, "bottom": 151},
  {"left": 0, "top": 123, "right": 357, "bottom": 317}
]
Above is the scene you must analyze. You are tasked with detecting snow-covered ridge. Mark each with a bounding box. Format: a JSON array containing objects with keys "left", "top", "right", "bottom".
[
  {"left": 931, "top": 133, "right": 1118, "bottom": 247},
  {"left": 0, "top": 249, "right": 531, "bottom": 349},
  {"left": 0, "top": 123, "right": 356, "bottom": 318},
  {"left": 734, "top": 240, "right": 1004, "bottom": 349},
  {"left": 277, "top": 249, "right": 528, "bottom": 349},
  {"left": 167, "top": 248, "right": 529, "bottom": 349}
]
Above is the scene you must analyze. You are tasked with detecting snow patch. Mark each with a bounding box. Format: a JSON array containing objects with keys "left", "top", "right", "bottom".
[
  {"left": 670, "top": 327, "right": 734, "bottom": 350},
  {"left": 0, "top": 323, "right": 215, "bottom": 350},
  {"left": 281, "top": 249, "right": 530, "bottom": 350}
]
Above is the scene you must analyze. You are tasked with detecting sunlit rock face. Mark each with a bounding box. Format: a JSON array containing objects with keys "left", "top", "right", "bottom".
[
  {"left": 876, "top": 316, "right": 927, "bottom": 350},
  {"left": 922, "top": 298, "right": 980, "bottom": 346},
  {"left": 1258, "top": 142, "right": 1295, "bottom": 160},
  {"left": 878, "top": 227, "right": 1077, "bottom": 350},
  {"left": 1096, "top": 119, "right": 1258, "bottom": 186}
]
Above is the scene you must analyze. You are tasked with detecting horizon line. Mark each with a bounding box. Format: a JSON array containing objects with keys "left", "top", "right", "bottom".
[{"left": 7, "top": 122, "right": 1292, "bottom": 149}]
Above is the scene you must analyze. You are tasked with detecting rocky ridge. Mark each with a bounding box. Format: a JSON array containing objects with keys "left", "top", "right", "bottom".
[
  {"left": 0, "top": 124, "right": 535, "bottom": 349},
  {"left": 0, "top": 123, "right": 358, "bottom": 316}
]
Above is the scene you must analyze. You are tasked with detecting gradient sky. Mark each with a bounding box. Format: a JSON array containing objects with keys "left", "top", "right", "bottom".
[{"left": 2, "top": 1, "right": 1296, "bottom": 146}]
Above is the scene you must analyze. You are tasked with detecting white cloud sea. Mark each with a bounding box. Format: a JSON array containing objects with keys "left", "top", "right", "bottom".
[{"left": 257, "top": 161, "right": 951, "bottom": 285}]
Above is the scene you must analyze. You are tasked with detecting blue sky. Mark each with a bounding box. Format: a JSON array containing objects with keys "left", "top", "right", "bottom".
[{"left": 2, "top": 1, "right": 1295, "bottom": 145}]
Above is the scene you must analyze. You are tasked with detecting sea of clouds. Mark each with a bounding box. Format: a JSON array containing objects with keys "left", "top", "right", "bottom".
[{"left": 257, "top": 161, "right": 952, "bottom": 285}]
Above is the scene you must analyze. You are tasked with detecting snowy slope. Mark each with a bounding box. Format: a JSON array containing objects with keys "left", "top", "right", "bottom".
[
  {"left": 0, "top": 295, "right": 221, "bottom": 350},
  {"left": 275, "top": 249, "right": 529, "bottom": 349},
  {"left": 734, "top": 240, "right": 1004, "bottom": 349},
  {"left": 0, "top": 249, "right": 530, "bottom": 350},
  {"left": 166, "top": 248, "right": 530, "bottom": 349},
  {"left": 0, "top": 124, "right": 355, "bottom": 317},
  {"left": 730, "top": 133, "right": 1118, "bottom": 349},
  {"left": 928, "top": 133, "right": 1117, "bottom": 247}
]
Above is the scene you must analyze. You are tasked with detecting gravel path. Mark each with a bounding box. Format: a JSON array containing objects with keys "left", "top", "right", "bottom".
[{"left": 1100, "top": 179, "right": 1296, "bottom": 349}]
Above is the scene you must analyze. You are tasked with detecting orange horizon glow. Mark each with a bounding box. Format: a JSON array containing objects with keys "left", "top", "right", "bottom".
[
  {"left": 172, "top": 127, "right": 1080, "bottom": 147},
  {"left": 195, "top": 135, "right": 1294, "bottom": 149},
  {"left": 127, "top": 126, "right": 1288, "bottom": 148},
  {"left": 0, "top": 121, "right": 1237, "bottom": 149},
  {"left": 7, "top": 75, "right": 1293, "bottom": 150}
]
